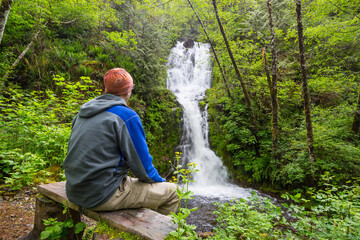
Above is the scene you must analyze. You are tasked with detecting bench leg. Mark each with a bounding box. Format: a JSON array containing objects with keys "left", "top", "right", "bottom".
[{"left": 19, "top": 194, "right": 83, "bottom": 240}]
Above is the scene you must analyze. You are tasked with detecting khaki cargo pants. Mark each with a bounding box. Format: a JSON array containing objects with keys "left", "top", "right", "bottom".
[{"left": 91, "top": 176, "right": 178, "bottom": 215}]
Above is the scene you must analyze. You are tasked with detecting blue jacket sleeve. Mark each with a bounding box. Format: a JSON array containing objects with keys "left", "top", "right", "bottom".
[{"left": 121, "top": 114, "right": 165, "bottom": 183}]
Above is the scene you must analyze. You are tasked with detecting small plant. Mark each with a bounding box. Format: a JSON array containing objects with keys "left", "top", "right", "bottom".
[
  {"left": 168, "top": 152, "right": 199, "bottom": 240},
  {"left": 81, "top": 226, "right": 95, "bottom": 240},
  {"left": 41, "top": 218, "right": 73, "bottom": 240},
  {"left": 40, "top": 205, "right": 86, "bottom": 240}
]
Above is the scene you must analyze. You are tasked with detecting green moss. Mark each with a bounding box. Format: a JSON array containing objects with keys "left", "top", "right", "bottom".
[
  {"left": 199, "top": 101, "right": 206, "bottom": 110},
  {"left": 94, "top": 221, "right": 140, "bottom": 240}
]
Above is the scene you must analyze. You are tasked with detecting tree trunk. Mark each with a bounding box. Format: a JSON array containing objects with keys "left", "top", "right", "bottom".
[
  {"left": 211, "top": 0, "right": 259, "bottom": 139},
  {"left": 262, "top": 47, "right": 272, "bottom": 94},
  {"left": 266, "top": 0, "right": 279, "bottom": 159},
  {"left": 351, "top": 85, "right": 360, "bottom": 134},
  {"left": 186, "top": 0, "right": 232, "bottom": 100},
  {"left": 296, "top": 0, "right": 316, "bottom": 166},
  {"left": 0, "top": 0, "right": 13, "bottom": 44}
]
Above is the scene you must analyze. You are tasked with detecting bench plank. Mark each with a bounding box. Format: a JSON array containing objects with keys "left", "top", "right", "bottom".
[{"left": 38, "top": 181, "right": 176, "bottom": 240}]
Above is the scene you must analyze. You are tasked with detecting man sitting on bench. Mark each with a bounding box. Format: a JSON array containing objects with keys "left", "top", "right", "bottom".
[{"left": 63, "top": 68, "right": 178, "bottom": 215}]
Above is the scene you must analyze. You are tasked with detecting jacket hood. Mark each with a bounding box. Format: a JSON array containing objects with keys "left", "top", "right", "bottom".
[{"left": 78, "top": 94, "right": 127, "bottom": 118}]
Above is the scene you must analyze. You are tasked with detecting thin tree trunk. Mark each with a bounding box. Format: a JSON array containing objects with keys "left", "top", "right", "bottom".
[
  {"left": 296, "top": 0, "right": 316, "bottom": 166},
  {"left": 351, "top": 85, "right": 360, "bottom": 133},
  {"left": 0, "top": 0, "right": 13, "bottom": 44},
  {"left": 262, "top": 47, "right": 272, "bottom": 94},
  {"left": 267, "top": 0, "right": 279, "bottom": 159},
  {"left": 211, "top": 0, "right": 259, "bottom": 138},
  {"left": 186, "top": 0, "right": 232, "bottom": 100}
]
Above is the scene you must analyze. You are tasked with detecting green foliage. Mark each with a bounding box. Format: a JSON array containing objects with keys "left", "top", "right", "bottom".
[
  {"left": 0, "top": 77, "right": 101, "bottom": 189},
  {"left": 0, "top": 151, "right": 47, "bottom": 190},
  {"left": 40, "top": 218, "right": 86, "bottom": 240},
  {"left": 205, "top": 0, "right": 360, "bottom": 188},
  {"left": 211, "top": 195, "right": 284, "bottom": 239},
  {"left": 1, "top": 0, "right": 175, "bottom": 89},
  {"left": 211, "top": 175, "right": 360, "bottom": 239},
  {"left": 167, "top": 153, "right": 199, "bottom": 240},
  {"left": 103, "top": 30, "right": 137, "bottom": 50},
  {"left": 41, "top": 218, "right": 74, "bottom": 240},
  {"left": 40, "top": 205, "right": 86, "bottom": 240}
]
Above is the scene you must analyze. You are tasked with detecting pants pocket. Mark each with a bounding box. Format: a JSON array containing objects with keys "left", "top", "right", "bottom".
[{"left": 115, "top": 176, "right": 131, "bottom": 199}]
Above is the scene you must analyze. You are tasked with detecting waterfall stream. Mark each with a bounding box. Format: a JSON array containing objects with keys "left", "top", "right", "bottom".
[
  {"left": 167, "top": 41, "right": 253, "bottom": 199},
  {"left": 166, "top": 41, "right": 259, "bottom": 231}
]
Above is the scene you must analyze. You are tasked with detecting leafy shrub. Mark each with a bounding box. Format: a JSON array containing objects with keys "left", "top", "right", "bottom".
[
  {"left": 210, "top": 175, "right": 360, "bottom": 240},
  {"left": 0, "top": 76, "right": 101, "bottom": 189},
  {"left": 40, "top": 218, "right": 85, "bottom": 240}
]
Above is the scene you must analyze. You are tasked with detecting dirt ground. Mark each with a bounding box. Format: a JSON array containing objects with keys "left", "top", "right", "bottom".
[
  {"left": 0, "top": 188, "right": 97, "bottom": 240},
  {"left": 0, "top": 188, "right": 36, "bottom": 240}
]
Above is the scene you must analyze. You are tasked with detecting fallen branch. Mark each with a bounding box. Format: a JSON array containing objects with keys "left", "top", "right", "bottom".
[
  {"left": 2, "top": 18, "right": 76, "bottom": 85},
  {"left": 59, "top": 18, "right": 77, "bottom": 24},
  {"left": 2, "top": 22, "right": 47, "bottom": 82},
  {"left": 0, "top": 0, "right": 13, "bottom": 45}
]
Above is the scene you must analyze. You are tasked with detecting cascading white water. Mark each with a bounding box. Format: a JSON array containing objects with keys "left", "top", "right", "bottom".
[{"left": 167, "top": 41, "right": 253, "bottom": 199}]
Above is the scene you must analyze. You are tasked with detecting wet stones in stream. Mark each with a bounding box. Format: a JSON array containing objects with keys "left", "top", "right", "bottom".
[{"left": 181, "top": 195, "right": 228, "bottom": 233}]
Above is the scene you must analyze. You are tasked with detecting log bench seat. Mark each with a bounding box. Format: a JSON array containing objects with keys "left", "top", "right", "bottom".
[{"left": 21, "top": 181, "right": 176, "bottom": 240}]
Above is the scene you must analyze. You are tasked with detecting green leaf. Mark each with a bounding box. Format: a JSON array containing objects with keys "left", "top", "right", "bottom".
[
  {"left": 282, "top": 203, "right": 289, "bottom": 208},
  {"left": 40, "top": 230, "right": 51, "bottom": 240},
  {"left": 75, "top": 222, "right": 86, "bottom": 234}
]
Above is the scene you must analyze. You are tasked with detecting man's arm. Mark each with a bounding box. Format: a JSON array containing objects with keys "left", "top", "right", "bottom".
[
  {"left": 123, "top": 115, "right": 165, "bottom": 183},
  {"left": 107, "top": 106, "right": 165, "bottom": 183}
]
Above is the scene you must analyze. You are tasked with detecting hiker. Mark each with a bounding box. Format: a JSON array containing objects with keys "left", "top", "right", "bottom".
[{"left": 63, "top": 68, "right": 178, "bottom": 215}]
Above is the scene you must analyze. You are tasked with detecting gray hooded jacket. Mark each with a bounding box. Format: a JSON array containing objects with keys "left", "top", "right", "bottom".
[{"left": 63, "top": 94, "right": 165, "bottom": 209}]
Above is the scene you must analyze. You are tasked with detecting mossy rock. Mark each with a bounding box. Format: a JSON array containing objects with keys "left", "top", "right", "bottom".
[{"left": 199, "top": 101, "right": 206, "bottom": 110}]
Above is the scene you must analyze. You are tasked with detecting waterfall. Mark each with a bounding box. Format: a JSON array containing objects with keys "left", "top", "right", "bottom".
[{"left": 167, "top": 41, "right": 252, "bottom": 199}]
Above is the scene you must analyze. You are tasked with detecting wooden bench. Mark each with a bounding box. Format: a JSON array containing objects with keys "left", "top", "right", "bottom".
[{"left": 21, "top": 181, "right": 176, "bottom": 240}]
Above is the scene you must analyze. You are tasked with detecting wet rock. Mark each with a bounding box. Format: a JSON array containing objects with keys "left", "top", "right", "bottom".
[
  {"left": 190, "top": 53, "right": 195, "bottom": 65},
  {"left": 183, "top": 39, "right": 194, "bottom": 48}
]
